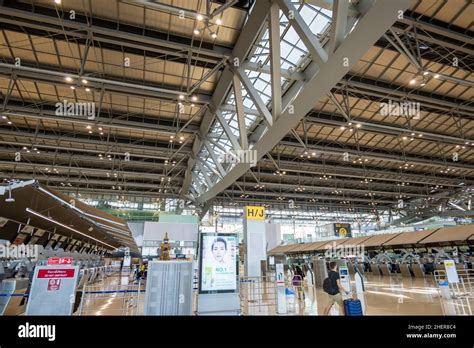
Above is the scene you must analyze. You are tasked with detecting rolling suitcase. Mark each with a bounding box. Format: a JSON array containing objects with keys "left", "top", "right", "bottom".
[{"left": 343, "top": 298, "right": 363, "bottom": 316}]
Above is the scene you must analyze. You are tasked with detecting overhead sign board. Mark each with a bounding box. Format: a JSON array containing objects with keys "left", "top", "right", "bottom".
[
  {"left": 334, "top": 223, "right": 352, "bottom": 238},
  {"left": 47, "top": 257, "right": 73, "bottom": 265},
  {"left": 245, "top": 206, "right": 265, "bottom": 220}
]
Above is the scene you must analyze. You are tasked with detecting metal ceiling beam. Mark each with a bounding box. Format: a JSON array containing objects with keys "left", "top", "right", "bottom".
[
  {"left": 305, "top": 113, "right": 471, "bottom": 145},
  {"left": 180, "top": 1, "right": 271, "bottom": 197},
  {"left": 257, "top": 159, "right": 468, "bottom": 187},
  {"left": 0, "top": 63, "right": 211, "bottom": 103},
  {"left": 2, "top": 110, "right": 199, "bottom": 136},
  {"left": 0, "top": 4, "right": 230, "bottom": 61},
  {"left": 225, "top": 188, "right": 395, "bottom": 204},
  {"left": 235, "top": 181, "right": 428, "bottom": 198},
  {"left": 341, "top": 77, "right": 474, "bottom": 117},
  {"left": 241, "top": 61, "right": 305, "bottom": 80},
  {"left": 0, "top": 129, "right": 188, "bottom": 159},
  {"left": 0, "top": 161, "right": 173, "bottom": 181},
  {"left": 0, "top": 148, "right": 185, "bottom": 172},
  {"left": 278, "top": 140, "right": 474, "bottom": 171},
  {"left": 194, "top": 0, "right": 427, "bottom": 204}
]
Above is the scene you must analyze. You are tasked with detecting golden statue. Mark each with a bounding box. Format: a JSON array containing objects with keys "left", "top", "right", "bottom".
[{"left": 159, "top": 232, "right": 171, "bottom": 260}]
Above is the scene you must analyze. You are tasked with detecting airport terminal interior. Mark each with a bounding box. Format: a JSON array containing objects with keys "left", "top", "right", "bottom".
[{"left": 0, "top": 0, "right": 473, "bottom": 318}]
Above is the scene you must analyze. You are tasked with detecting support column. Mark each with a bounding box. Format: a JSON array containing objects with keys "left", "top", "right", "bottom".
[{"left": 243, "top": 206, "right": 267, "bottom": 277}]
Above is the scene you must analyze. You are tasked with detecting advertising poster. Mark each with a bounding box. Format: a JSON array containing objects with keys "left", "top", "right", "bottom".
[{"left": 199, "top": 234, "right": 238, "bottom": 294}]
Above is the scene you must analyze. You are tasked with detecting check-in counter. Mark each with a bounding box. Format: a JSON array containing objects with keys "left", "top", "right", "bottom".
[
  {"left": 436, "top": 264, "right": 445, "bottom": 271},
  {"left": 400, "top": 264, "right": 412, "bottom": 277},
  {"left": 370, "top": 264, "right": 381, "bottom": 275},
  {"left": 379, "top": 263, "right": 391, "bottom": 276},
  {"left": 88, "top": 268, "right": 96, "bottom": 284},
  {"left": 77, "top": 269, "right": 88, "bottom": 289},
  {"left": 0, "top": 278, "right": 29, "bottom": 315},
  {"left": 356, "top": 263, "right": 364, "bottom": 274},
  {"left": 412, "top": 263, "right": 426, "bottom": 277}
]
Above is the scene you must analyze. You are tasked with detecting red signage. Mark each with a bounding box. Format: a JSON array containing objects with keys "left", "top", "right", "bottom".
[
  {"left": 38, "top": 268, "right": 76, "bottom": 279},
  {"left": 47, "top": 257, "right": 73, "bottom": 265},
  {"left": 47, "top": 279, "right": 61, "bottom": 291}
]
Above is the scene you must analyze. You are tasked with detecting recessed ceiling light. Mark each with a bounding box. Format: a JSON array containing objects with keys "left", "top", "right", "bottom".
[
  {"left": 70, "top": 86, "right": 75, "bottom": 90},
  {"left": 196, "top": 14, "right": 203, "bottom": 21},
  {"left": 211, "top": 32, "right": 217, "bottom": 39},
  {"left": 65, "top": 76, "right": 72, "bottom": 82},
  {"left": 1, "top": 116, "right": 7, "bottom": 119},
  {"left": 409, "top": 78, "right": 417, "bottom": 85},
  {"left": 54, "top": 0, "right": 61, "bottom": 4},
  {"left": 7, "top": 121, "right": 12, "bottom": 124},
  {"left": 81, "top": 79, "right": 88, "bottom": 84},
  {"left": 85, "top": 88, "right": 91, "bottom": 92},
  {"left": 434, "top": 74, "right": 440, "bottom": 79},
  {"left": 216, "top": 18, "right": 222, "bottom": 25},
  {"left": 191, "top": 96, "right": 198, "bottom": 101},
  {"left": 86, "top": 125, "right": 91, "bottom": 129},
  {"left": 193, "top": 29, "right": 200, "bottom": 35},
  {"left": 179, "top": 95, "right": 185, "bottom": 100}
]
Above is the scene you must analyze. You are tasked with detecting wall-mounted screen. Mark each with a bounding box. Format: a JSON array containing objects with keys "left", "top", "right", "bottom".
[{"left": 199, "top": 233, "right": 238, "bottom": 294}]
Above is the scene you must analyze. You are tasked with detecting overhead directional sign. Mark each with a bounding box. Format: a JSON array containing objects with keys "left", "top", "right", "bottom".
[
  {"left": 47, "top": 257, "right": 73, "bottom": 265},
  {"left": 334, "top": 223, "right": 352, "bottom": 237},
  {"left": 245, "top": 206, "right": 265, "bottom": 220}
]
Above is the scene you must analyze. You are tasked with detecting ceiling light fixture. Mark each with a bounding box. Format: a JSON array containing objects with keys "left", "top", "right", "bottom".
[{"left": 65, "top": 76, "right": 72, "bottom": 82}]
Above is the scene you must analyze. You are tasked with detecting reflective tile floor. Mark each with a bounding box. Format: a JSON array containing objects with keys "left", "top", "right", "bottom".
[
  {"left": 243, "top": 274, "right": 474, "bottom": 316},
  {"left": 77, "top": 272, "right": 473, "bottom": 316}
]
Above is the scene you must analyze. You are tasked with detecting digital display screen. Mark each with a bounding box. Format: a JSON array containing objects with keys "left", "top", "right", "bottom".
[
  {"left": 199, "top": 233, "right": 238, "bottom": 294},
  {"left": 340, "top": 269, "right": 348, "bottom": 275}
]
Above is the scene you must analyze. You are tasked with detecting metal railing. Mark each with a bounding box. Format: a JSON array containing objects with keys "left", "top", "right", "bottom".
[
  {"left": 433, "top": 269, "right": 474, "bottom": 315},
  {"left": 239, "top": 275, "right": 277, "bottom": 315},
  {"left": 434, "top": 269, "right": 474, "bottom": 299},
  {"left": 239, "top": 273, "right": 308, "bottom": 315},
  {"left": 78, "top": 280, "right": 145, "bottom": 316}
]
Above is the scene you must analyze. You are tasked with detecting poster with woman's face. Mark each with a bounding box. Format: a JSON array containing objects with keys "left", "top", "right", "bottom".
[{"left": 200, "top": 234, "right": 237, "bottom": 293}]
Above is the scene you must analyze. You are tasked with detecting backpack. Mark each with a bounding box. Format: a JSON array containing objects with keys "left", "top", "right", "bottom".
[{"left": 323, "top": 276, "right": 337, "bottom": 295}]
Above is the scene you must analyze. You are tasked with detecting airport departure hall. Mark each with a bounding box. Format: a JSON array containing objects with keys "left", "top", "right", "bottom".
[{"left": 0, "top": 0, "right": 473, "bottom": 345}]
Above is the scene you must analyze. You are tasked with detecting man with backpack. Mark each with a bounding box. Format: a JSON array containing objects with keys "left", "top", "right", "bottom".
[{"left": 322, "top": 261, "right": 351, "bottom": 315}]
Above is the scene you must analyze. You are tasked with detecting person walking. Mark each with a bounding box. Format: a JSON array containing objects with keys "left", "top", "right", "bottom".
[{"left": 323, "top": 261, "right": 351, "bottom": 315}]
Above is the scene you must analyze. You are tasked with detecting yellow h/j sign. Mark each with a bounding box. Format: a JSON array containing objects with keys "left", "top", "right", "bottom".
[{"left": 245, "top": 206, "right": 265, "bottom": 220}]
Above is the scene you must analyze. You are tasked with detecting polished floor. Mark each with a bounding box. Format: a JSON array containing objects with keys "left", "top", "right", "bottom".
[{"left": 78, "top": 271, "right": 473, "bottom": 316}]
